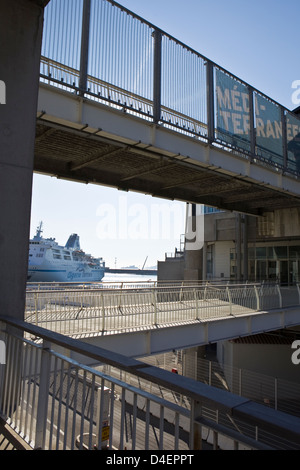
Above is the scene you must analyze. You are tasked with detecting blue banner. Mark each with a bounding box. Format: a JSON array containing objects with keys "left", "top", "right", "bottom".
[
  {"left": 255, "top": 93, "right": 283, "bottom": 163},
  {"left": 286, "top": 112, "right": 300, "bottom": 173},
  {"left": 215, "top": 69, "right": 251, "bottom": 152}
]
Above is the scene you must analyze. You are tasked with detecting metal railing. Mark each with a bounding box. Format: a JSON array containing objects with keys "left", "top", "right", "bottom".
[
  {"left": 141, "top": 350, "right": 300, "bottom": 419},
  {"left": 24, "top": 283, "right": 283, "bottom": 337},
  {"left": 1, "top": 316, "right": 300, "bottom": 450},
  {"left": 40, "top": 0, "right": 300, "bottom": 177}
]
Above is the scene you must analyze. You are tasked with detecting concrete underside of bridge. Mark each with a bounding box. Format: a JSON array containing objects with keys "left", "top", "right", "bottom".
[
  {"left": 70, "top": 306, "right": 300, "bottom": 360},
  {"left": 36, "top": 84, "right": 300, "bottom": 216}
]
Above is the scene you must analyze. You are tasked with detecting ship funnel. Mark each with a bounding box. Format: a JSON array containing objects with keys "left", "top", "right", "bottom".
[{"left": 65, "top": 234, "right": 81, "bottom": 250}]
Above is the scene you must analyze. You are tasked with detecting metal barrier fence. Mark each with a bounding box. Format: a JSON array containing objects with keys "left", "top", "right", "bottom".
[
  {"left": 141, "top": 350, "right": 300, "bottom": 419},
  {"left": 40, "top": 0, "right": 300, "bottom": 176},
  {"left": 1, "top": 316, "right": 300, "bottom": 450},
  {"left": 24, "top": 283, "right": 282, "bottom": 336}
]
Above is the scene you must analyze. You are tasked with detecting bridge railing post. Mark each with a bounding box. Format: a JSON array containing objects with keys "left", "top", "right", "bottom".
[
  {"left": 35, "top": 340, "right": 51, "bottom": 449},
  {"left": 190, "top": 399, "right": 202, "bottom": 450},
  {"left": 79, "top": 0, "right": 91, "bottom": 97},
  {"left": 281, "top": 108, "right": 288, "bottom": 169},
  {"left": 254, "top": 285, "right": 260, "bottom": 310},
  {"left": 297, "top": 283, "right": 300, "bottom": 304},
  {"left": 248, "top": 86, "right": 256, "bottom": 158},
  {"left": 152, "top": 29, "right": 162, "bottom": 124},
  {"left": 226, "top": 286, "right": 232, "bottom": 315},
  {"left": 276, "top": 283, "right": 282, "bottom": 308},
  {"left": 206, "top": 60, "right": 215, "bottom": 144}
]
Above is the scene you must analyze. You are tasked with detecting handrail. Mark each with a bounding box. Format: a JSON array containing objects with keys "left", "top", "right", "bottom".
[
  {"left": 41, "top": 0, "right": 300, "bottom": 178},
  {"left": 1, "top": 315, "right": 300, "bottom": 449}
]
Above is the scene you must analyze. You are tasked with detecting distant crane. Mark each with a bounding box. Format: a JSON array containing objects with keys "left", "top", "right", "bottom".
[{"left": 141, "top": 256, "right": 148, "bottom": 270}]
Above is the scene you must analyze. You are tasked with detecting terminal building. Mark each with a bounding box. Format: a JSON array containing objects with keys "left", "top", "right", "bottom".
[{"left": 157, "top": 107, "right": 300, "bottom": 387}]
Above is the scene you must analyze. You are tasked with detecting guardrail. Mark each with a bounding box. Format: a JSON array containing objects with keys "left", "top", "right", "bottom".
[
  {"left": 1, "top": 316, "right": 300, "bottom": 450},
  {"left": 24, "top": 283, "right": 282, "bottom": 336},
  {"left": 40, "top": 0, "right": 300, "bottom": 177}
]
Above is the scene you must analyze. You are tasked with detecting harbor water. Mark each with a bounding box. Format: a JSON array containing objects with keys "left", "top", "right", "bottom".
[{"left": 101, "top": 272, "right": 157, "bottom": 284}]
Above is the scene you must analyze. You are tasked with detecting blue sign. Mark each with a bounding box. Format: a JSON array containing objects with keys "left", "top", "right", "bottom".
[{"left": 215, "top": 69, "right": 251, "bottom": 151}]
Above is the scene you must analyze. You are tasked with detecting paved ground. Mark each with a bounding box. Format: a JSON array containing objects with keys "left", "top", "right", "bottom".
[{"left": 0, "top": 419, "right": 32, "bottom": 450}]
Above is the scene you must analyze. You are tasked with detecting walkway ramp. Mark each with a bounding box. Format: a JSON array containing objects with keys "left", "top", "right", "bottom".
[{"left": 25, "top": 283, "right": 300, "bottom": 357}]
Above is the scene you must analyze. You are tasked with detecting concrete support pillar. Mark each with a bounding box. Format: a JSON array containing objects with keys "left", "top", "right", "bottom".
[{"left": 0, "top": 0, "right": 48, "bottom": 319}]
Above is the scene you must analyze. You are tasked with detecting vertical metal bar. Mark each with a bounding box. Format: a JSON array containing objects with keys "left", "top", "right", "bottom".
[
  {"left": 174, "top": 412, "right": 179, "bottom": 449},
  {"left": 71, "top": 368, "right": 79, "bottom": 450},
  {"left": 254, "top": 285, "right": 260, "bottom": 310},
  {"left": 63, "top": 364, "right": 72, "bottom": 450},
  {"left": 79, "top": 0, "right": 91, "bottom": 96},
  {"left": 281, "top": 108, "right": 288, "bottom": 169},
  {"left": 132, "top": 393, "right": 137, "bottom": 449},
  {"left": 35, "top": 341, "right": 51, "bottom": 449},
  {"left": 159, "top": 404, "right": 164, "bottom": 449},
  {"left": 153, "top": 29, "right": 162, "bottom": 124},
  {"left": 145, "top": 399, "right": 150, "bottom": 450},
  {"left": 213, "top": 431, "right": 218, "bottom": 450},
  {"left": 226, "top": 286, "right": 232, "bottom": 315},
  {"left": 119, "top": 388, "right": 126, "bottom": 450},
  {"left": 206, "top": 61, "right": 215, "bottom": 143},
  {"left": 276, "top": 283, "right": 282, "bottom": 308},
  {"left": 243, "top": 215, "right": 248, "bottom": 281},
  {"left": 191, "top": 399, "right": 202, "bottom": 450},
  {"left": 248, "top": 86, "right": 256, "bottom": 158},
  {"left": 108, "top": 383, "right": 115, "bottom": 450}
]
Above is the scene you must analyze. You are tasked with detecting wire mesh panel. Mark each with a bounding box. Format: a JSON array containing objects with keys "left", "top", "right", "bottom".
[
  {"left": 88, "top": 0, "right": 154, "bottom": 116},
  {"left": 161, "top": 36, "right": 207, "bottom": 137},
  {"left": 41, "top": 0, "right": 83, "bottom": 88}
]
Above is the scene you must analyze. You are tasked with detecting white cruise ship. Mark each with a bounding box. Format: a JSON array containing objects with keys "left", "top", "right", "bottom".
[{"left": 27, "top": 222, "right": 105, "bottom": 283}]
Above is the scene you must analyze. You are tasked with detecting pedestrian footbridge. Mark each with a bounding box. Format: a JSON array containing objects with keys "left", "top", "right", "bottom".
[
  {"left": 25, "top": 282, "right": 300, "bottom": 357},
  {"left": 35, "top": 0, "right": 300, "bottom": 216}
]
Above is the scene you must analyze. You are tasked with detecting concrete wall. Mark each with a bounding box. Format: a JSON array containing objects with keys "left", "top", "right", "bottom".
[
  {"left": 157, "top": 257, "right": 184, "bottom": 281},
  {"left": 218, "top": 339, "right": 300, "bottom": 391},
  {"left": 0, "top": 0, "right": 46, "bottom": 319},
  {"left": 213, "top": 241, "right": 234, "bottom": 280}
]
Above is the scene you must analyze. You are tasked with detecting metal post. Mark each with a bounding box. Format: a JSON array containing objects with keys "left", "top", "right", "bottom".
[
  {"left": 101, "top": 293, "right": 105, "bottom": 333},
  {"left": 153, "top": 29, "right": 162, "bottom": 124},
  {"left": 79, "top": 0, "right": 91, "bottom": 96},
  {"left": 275, "top": 377, "right": 278, "bottom": 411},
  {"left": 226, "top": 286, "right": 232, "bottom": 315},
  {"left": 248, "top": 86, "right": 256, "bottom": 158},
  {"left": 243, "top": 215, "right": 248, "bottom": 281},
  {"left": 276, "top": 283, "right": 282, "bottom": 308},
  {"left": 254, "top": 285, "right": 260, "bottom": 310},
  {"left": 191, "top": 400, "right": 202, "bottom": 450},
  {"left": 281, "top": 108, "right": 288, "bottom": 169},
  {"left": 35, "top": 340, "right": 51, "bottom": 449},
  {"left": 206, "top": 61, "right": 215, "bottom": 143},
  {"left": 236, "top": 214, "right": 242, "bottom": 282}
]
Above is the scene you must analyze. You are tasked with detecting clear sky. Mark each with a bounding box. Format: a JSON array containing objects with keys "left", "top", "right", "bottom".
[{"left": 30, "top": 0, "right": 300, "bottom": 269}]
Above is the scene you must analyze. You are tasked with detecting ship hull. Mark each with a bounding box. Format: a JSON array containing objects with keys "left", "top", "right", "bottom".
[{"left": 27, "top": 265, "right": 105, "bottom": 283}]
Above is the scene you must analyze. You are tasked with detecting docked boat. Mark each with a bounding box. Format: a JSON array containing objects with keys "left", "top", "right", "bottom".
[{"left": 27, "top": 222, "right": 105, "bottom": 283}]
